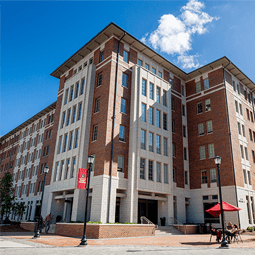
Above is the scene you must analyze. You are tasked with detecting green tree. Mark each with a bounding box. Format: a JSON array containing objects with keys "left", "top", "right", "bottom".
[
  {"left": 16, "top": 202, "right": 26, "bottom": 221},
  {"left": 0, "top": 172, "right": 16, "bottom": 221}
]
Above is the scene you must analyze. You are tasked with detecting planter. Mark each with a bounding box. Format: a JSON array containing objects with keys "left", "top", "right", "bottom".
[
  {"left": 20, "top": 222, "right": 36, "bottom": 232},
  {"left": 55, "top": 223, "right": 155, "bottom": 239}
]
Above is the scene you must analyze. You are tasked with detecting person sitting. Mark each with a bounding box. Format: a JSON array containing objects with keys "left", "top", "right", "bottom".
[
  {"left": 210, "top": 223, "right": 222, "bottom": 243},
  {"left": 225, "top": 223, "right": 238, "bottom": 243}
]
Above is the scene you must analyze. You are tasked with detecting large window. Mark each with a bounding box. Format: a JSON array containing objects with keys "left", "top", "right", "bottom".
[
  {"left": 69, "top": 86, "right": 74, "bottom": 102},
  {"left": 123, "top": 50, "right": 129, "bottom": 63},
  {"left": 201, "top": 170, "right": 207, "bottom": 183},
  {"left": 64, "top": 88, "right": 69, "bottom": 105},
  {"left": 92, "top": 125, "right": 98, "bottom": 141},
  {"left": 149, "top": 83, "right": 154, "bottom": 100},
  {"left": 156, "top": 87, "right": 160, "bottom": 103},
  {"left": 74, "top": 129, "right": 79, "bottom": 148},
  {"left": 200, "top": 146, "right": 206, "bottom": 159},
  {"left": 99, "top": 50, "right": 104, "bottom": 62},
  {"left": 164, "top": 137, "right": 168, "bottom": 156},
  {"left": 63, "top": 134, "right": 68, "bottom": 152},
  {"left": 196, "top": 81, "right": 201, "bottom": 93},
  {"left": 210, "top": 168, "right": 216, "bottom": 183},
  {"left": 77, "top": 102, "right": 82, "bottom": 121},
  {"left": 140, "top": 158, "right": 145, "bottom": 179},
  {"left": 68, "top": 131, "right": 73, "bottom": 150},
  {"left": 66, "top": 108, "right": 71, "bottom": 126},
  {"left": 80, "top": 78, "right": 85, "bottom": 95},
  {"left": 164, "top": 164, "right": 168, "bottom": 184},
  {"left": 163, "top": 113, "right": 167, "bottom": 130},
  {"left": 138, "top": 59, "right": 143, "bottom": 66},
  {"left": 197, "top": 102, "right": 203, "bottom": 114},
  {"left": 118, "top": 155, "right": 124, "bottom": 172},
  {"left": 163, "top": 90, "right": 167, "bottom": 106},
  {"left": 240, "top": 145, "right": 244, "bottom": 158},
  {"left": 119, "top": 125, "right": 125, "bottom": 142},
  {"left": 207, "top": 120, "right": 213, "bottom": 134},
  {"left": 208, "top": 144, "right": 215, "bottom": 158},
  {"left": 156, "top": 135, "right": 161, "bottom": 154},
  {"left": 149, "top": 107, "right": 154, "bottom": 125},
  {"left": 142, "top": 79, "right": 147, "bottom": 96},
  {"left": 148, "top": 160, "right": 153, "bottom": 181},
  {"left": 141, "top": 103, "right": 146, "bottom": 122},
  {"left": 97, "top": 73, "right": 102, "bottom": 87},
  {"left": 141, "top": 129, "right": 146, "bottom": 149},
  {"left": 121, "top": 98, "right": 127, "bottom": 114},
  {"left": 205, "top": 99, "right": 211, "bottom": 112},
  {"left": 156, "top": 110, "right": 161, "bottom": 128},
  {"left": 75, "top": 82, "right": 79, "bottom": 99},
  {"left": 72, "top": 105, "right": 77, "bottom": 123},
  {"left": 185, "top": 171, "right": 188, "bottom": 185},
  {"left": 61, "top": 112, "right": 66, "bottom": 128},
  {"left": 198, "top": 123, "right": 205, "bottom": 135},
  {"left": 204, "top": 78, "right": 209, "bottom": 90},
  {"left": 122, "top": 73, "right": 128, "bottom": 88},
  {"left": 95, "top": 98, "right": 100, "bottom": 113},
  {"left": 71, "top": 157, "right": 76, "bottom": 178},
  {"left": 156, "top": 162, "right": 161, "bottom": 182},
  {"left": 149, "top": 132, "right": 154, "bottom": 152},
  {"left": 145, "top": 63, "right": 149, "bottom": 70}
]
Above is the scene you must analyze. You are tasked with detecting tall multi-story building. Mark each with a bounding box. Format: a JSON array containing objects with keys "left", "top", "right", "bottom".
[
  {"left": 0, "top": 102, "right": 56, "bottom": 220},
  {"left": 1, "top": 23, "right": 254, "bottom": 228}
]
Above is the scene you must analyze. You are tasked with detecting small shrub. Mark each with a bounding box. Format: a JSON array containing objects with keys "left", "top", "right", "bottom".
[{"left": 247, "top": 226, "right": 254, "bottom": 232}]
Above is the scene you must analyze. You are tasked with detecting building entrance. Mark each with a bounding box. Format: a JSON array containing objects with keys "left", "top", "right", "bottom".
[{"left": 138, "top": 199, "right": 158, "bottom": 224}]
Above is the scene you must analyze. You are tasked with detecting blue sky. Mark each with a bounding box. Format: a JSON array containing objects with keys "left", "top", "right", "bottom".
[{"left": 1, "top": 0, "right": 255, "bottom": 136}]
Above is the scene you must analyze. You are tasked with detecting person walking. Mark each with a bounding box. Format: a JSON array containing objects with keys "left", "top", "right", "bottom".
[{"left": 44, "top": 213, "right": 53, "bottom": 234}]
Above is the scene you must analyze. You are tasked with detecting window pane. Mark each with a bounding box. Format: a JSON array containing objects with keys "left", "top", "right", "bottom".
[
  {"left": 210, "top": 168, "right": 216, "bottom": 183},
  {"left": 200, "top": 146, "right": 206, "bottom": 159},
  {"left": 202, "top": 170, "right": 207, "bottom": 183},
  {"left": 164, "top": 137, "right": 168, "bottom": 156},
  {"left": 118, "top": 156, "right": 124, "bottom": 172},
  {"left": 121, "top": 98, "right": 126, "bottom": 113},
  {"left": 198, "top": 123, "right": 204, "bottom": 135},
  {"left": 204, "top": 78, "right": 209, "bottom": 90},
  {"left": 208, "top": 144, "right": 215, "bottom": 158},
  {"left": 164, "top": 164, "right": 168, "bottom": 184},
  {"left": 156, "top": 135, "right": 161, "bottom": 154},
  {"left": 141, "top": 103, "right": 146, "bottom": 122},
  {"left": 119, "top": 125, "right": 125, "bottom": 142},
  {"left": 149, "top": 132, "right": 154, "bottom": 152},
  {"left": 149, "top": 83, "right": 154, "bottom": 100},
  {"left": 122, "top": 73, "right": 128, "bottom": 87},
  {"left": 148, "top": 160, "right": 153, "bottom": 181},
  {"left": 123, "top": 50, "right": 129, "bottom": 63},
  {"left": 149, "top": 107, "right": 154, "bottom": 125},
  {"left": 140, "top": 158, "right": 145, "bottom": 179},
  {"left": 197, "top": 102, "right": 203, "bottom": 114},
  {"left": 141, "top": 129, "right": 146, "bottom": 149},
  {"left": 196, "top": 82, "right": 201, "bottom": 93},
  {"left": 163, "top": 90, "right": 167, "bottom": 106},
  {"left": 205, "top": 99, "right": 211, "bottom": 112},
  {"left": 156, "top": 87, "right": 160, "bottom": 103},
  {"left": 142, "top": 79, "right": 147, "bottom": 96},
  {"left": 156, "top": 162, "right": 161, "bottom": 182},
  {"left": 156, "top": 110, "right": 161, "bottom": 128},
  {"left": 207, "top": 120, "right": 213, "bottom": 133}
]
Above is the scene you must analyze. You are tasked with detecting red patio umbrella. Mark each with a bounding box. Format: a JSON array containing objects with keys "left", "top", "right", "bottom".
[{"left": 206, "top": 201, "right": 241, "bottom": 217}]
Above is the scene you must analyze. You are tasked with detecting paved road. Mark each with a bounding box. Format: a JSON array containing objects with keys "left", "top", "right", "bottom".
[{"left": 1, "top": 238, "right": 255, "bottom": 255}]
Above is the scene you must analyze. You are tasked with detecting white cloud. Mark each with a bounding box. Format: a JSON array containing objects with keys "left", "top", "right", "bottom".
[
  {"left": 142, "top": 0, "right": 219, "bottom": 69},
  {"left": 177, "top": 54, "right": 200, "bottom": 69}
]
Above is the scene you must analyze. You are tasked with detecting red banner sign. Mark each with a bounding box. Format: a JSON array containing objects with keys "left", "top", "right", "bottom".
[{"left": 77, "top": 168, "right": 88, "bottom": 189}]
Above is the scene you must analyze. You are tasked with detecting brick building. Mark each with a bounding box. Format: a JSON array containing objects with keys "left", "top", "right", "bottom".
[{"left": 1, "top": 23, "right": 254, "bottom": 228}]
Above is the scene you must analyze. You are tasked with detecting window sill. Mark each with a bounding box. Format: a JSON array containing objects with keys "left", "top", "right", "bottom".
[{"left": 119, "top": 140, "right": 126, "bottom": 143}]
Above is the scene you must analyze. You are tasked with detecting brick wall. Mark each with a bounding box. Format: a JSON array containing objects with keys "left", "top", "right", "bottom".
[
  {"left": 55, "top": 223, "right": 155, "bottom": 238},
  {"left": 186, "top": 68, "right": 235, "bottom": 189}
]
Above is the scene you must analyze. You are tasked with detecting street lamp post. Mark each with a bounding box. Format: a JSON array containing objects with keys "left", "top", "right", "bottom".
[
  {"left": 33, "top": 166, "right": 49, "bottom": 238},
  {"left": 214, "top": 156, "right": 229, "bottom": 248},
  {"left": 80, "top": 155, "right": 94, "bottom": 246}
]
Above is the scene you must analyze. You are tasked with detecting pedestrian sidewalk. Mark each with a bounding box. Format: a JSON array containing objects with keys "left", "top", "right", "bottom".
[{"left": 2, "top": 232, "right": 255, "bottom": 248}]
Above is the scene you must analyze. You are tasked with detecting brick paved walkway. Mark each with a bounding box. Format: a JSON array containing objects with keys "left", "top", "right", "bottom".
[{"left": 5, "top": 233, "right": 255, "bottom": 248}]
